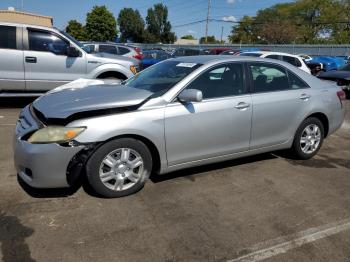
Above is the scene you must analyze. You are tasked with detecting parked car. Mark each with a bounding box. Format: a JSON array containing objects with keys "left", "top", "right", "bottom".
[
  {"left": 318, "top": 63, "right": 350, "bottom": 98},
  {"left": 82, "top": 42, "right": 143, "bottom": 60},
  {"left": 203, "top": 47, "right": 232, "bottom": 55},
  {"left": 240, "top": 51, "right": 311, "bottom": 74},
  {"left": 305, "top": 56, "right": 338, "bottom": 71},
  {"left": 141, "top": 50, "right": 173, "bottom": 69},
  {"left": 173, "top": 48, "right": 205, "bottom": 57},
  {"left": 221, "top": 48, "right": 264, "bottom": 56},
  {"left": 14, "top": 56, "right": 346, "bottom": 197},
  {"left": 0, "top": 22, "right": 140, "bottom": 96}
]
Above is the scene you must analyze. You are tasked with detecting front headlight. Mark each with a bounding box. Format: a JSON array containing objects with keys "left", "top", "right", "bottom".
[{"left": 28, "top": 126, "right": 86, "bottom": 144}]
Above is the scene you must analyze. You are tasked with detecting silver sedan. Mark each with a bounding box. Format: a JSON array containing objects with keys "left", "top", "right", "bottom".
[{"left": 14, "top": 56, "right": 346, "bottom": 197}]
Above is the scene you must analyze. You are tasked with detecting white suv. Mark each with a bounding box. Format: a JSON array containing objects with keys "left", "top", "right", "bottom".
[{"left": 241, "top": 51, "right": 311, "bottom": 74}]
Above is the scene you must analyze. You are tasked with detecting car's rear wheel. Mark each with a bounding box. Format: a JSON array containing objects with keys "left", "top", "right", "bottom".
[
  {"left": 290, "top": 117, "right": 324, "bottom": 160},
  {"left": 86, "top": 138, "right": 152, "bottom": 198}
]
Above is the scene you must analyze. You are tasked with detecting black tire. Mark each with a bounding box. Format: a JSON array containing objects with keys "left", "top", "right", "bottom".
[
  {"left": 86, "top": 138, "right": 152, "bottom": 198},
  {"left": 290, "top": 117, "right": 324, "bottom": 160}
]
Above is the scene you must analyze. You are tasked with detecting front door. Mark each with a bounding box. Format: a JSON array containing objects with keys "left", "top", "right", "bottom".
[
  {"left": 23, "top": 28, "right": 86, "bottom": 91},
  {"left": 165, "top": 63, "right": 252, "bottom": 166}
]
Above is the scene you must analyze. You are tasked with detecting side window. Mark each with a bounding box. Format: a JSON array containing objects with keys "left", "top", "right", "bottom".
[
  {"left": 265, "top": 55, "right": 280, "bottom": 60},
  {"left": 288, "top": 71, "right": 309, "bottom": 89},
  {"left": 0, "top": 25, "right": 16, "bottom": 49},
  {"left": 250, "top": 63, "right": 289, "bottom": 93},
  {"left": 99, "top": 45, "right": 118, "bottom": 55},
  {"left": 118, "top": 47, "right": 130, "bottom": 55},
  {"left": 282, "top": 56, "right": 302, "bottom": 67},
  {"left": 85, "top": 44, "right": 95, "bottom": 53},
  {"left": 28, "top": 30, "right": 68, "bottom": 55},
  {"left": 185, "top": 63, "right": 245, "bottom": 99}
]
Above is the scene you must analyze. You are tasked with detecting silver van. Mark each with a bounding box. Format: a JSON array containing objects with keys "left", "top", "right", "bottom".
[{"left": 0, "top": 22, "right": 140, "bottom": 96}]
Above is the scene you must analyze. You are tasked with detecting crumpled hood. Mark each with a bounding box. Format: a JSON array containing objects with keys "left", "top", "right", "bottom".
[{"left": 33, "top": 83, "right": 152, "bottom": 120}]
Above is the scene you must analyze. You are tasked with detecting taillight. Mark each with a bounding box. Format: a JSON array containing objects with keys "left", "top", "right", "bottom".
[
  {"left": 133, "top": 47, "right": 143, "bottom": 60},
  {"left": 337, "top": 90, "right": 346, "bottom": 101},
  {"left": 337, "top": 90, "right": 346, "bottom": 107}
]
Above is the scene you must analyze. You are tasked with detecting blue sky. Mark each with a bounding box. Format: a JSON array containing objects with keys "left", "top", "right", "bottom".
[{"left": 0, "top": 0, "right": 292, "bottom": 41}]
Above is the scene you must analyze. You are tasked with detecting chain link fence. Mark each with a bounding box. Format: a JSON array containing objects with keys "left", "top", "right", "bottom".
[{"left": 133, "top": 43, "right": 350, "bottom": 56}]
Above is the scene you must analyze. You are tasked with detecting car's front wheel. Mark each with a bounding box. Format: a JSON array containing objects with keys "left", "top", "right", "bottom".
[
  {"left": 290, "top": 117, "right": 324, "bottom": 160},
  {"left": 86, "top": 138, "right": 152, "bottom": 198}
]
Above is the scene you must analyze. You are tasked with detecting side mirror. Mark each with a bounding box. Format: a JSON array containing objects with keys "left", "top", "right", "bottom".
[
  {"left": 178, "top": 89, "right": 203, "bottom": 103},
  {"left": 67, "top": 46, "right": 80, "bottom": 57}
]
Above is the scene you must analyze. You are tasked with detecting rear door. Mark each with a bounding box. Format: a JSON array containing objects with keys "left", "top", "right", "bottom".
[
  {"left": 248, "top": 62, "right": 312, "bottom": 149},
  {"left": 165, "top": 62, "right": 252, "bottom": 166},
  {"left": 0, "top": 25, "right": 25, "bottom": 91},
  {"left": 23, "top": 28, "right": 86, "bottom": 91}
]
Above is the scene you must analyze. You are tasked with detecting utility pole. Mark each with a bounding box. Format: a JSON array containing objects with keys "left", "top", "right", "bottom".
[
  {"left": 205, "top": 0, "right": 211, "bottom": 43},
  {"left": 21, "top": 0, "right": 24, "bottom": 10},
  {"left": 220, "top": 26, "right": 224, "bottom": 43}
]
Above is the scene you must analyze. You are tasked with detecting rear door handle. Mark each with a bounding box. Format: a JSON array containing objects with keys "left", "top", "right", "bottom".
[
  {"left": 25, "top": 56, "right": 37, "bottom": 63},
  {"left": 234, "top": 102, "right": 250, "bottom": 110},
  {"left": 300, "top": 93, "right": 311, "bottom": 100}
]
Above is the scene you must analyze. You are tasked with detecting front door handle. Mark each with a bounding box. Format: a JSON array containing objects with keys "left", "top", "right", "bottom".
[
  {"left": 299, "top": 93, "right": 311, "bottom": 101},
  {"left": 234, "top": 102, "right": 250, "bottom": 110},
  {"left": 25, "top": 56, "right": 37, "bottom": 63}
]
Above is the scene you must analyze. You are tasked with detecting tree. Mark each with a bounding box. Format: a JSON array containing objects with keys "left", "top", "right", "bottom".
[
  {"left": 229, "top": 16, "right": 259, "bottom": 44},
  {"left": 199, "top": 35, "right": 219, "bottom": 44},
  {"left": 65, "top": 20, "right": 86, "bottom": 41},
  {"left": 85, "top": 5, "right": 117, "bottom": 41},
  {"left": 144, "top": 3, "right": 176, "bottom": 43},
  {"left": 181, "top": 34, "right": 196, "bottom": 40},
  {"left": 118, "top": 8, "right": 145, "bottom": 43}
]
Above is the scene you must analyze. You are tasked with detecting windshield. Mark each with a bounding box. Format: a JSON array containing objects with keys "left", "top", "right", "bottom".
[
  {"left": 59, "top": 30, "right": 92, "bottom": 53},
  {"left": 123, "top": 60, "right": 202, "bottom": 97}
]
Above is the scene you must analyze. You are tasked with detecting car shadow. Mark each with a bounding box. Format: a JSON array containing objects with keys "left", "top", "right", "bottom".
[
  {"left": 150, "top": 152, "right": 278, "bottom": 183},
  {"left": 17, "top": 175, "right": 82, "bottom": 198},
  {"left": 0, "top": 97, "right": 37, "bottom": 109}
]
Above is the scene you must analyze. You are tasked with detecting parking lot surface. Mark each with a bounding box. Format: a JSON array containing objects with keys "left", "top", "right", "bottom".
[{"left": 0, "top": 98, "right": 350, "bottom": 262}]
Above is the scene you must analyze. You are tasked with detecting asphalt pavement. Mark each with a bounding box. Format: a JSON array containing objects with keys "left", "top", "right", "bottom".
[{"left": 0, "top": 98, "right": 349, "bottom": 262}]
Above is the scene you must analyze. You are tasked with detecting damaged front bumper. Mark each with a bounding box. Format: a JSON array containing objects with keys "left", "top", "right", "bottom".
[{"left": 13, "top": 105, "right": 86, "bottom": 188}]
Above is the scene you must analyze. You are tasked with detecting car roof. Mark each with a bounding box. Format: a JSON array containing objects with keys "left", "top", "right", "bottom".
[{"left": 243, "top": 51, "right": 301, "bottom": 58}]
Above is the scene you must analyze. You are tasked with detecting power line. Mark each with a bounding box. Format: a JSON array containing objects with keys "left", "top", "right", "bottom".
[{"left": 205, "top": 0, "right": 211, "bottom": 43}]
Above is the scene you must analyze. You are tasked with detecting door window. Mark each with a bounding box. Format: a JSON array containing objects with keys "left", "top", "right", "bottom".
[
  {"left": 99, "top": 45, "right": 118, "bottom": 55},
  {"left": 265, "top": 55, "right": 280, "bottom": 60},
  {"left": 28, "top": 30, "right": 68, "bottom": 55},
  {"left": 0, "top": 25, "right": 16, "bottom": 49},
  {"left": 185, "top": 63, "right": 245, "bottom": 99},
  {"left": 288, "top": 71, "right": 309, "bottom": 89},
  {"left": 282, "top": 56, "right": 302, "bottom": 67},
  {"left": 250, "top": 63, "right": 289, "bottom": 92}
]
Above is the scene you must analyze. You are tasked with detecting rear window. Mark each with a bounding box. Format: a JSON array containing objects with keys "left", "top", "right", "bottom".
[
  {"left": 0, "top": 25, "right": 16, "bottom": 49},
  {"left": 241, "top": 53, "right": 262, "bottom": 57},
  {"left": 118, "top": 47, "right": 130, "bottom": 55},
  {"left": 99, "top": 45, "right": 118, "bottom": 55}
]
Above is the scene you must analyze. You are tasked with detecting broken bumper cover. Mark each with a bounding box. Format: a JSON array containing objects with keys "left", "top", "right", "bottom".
[{"left": 13, "top": 105, "right": 85, "bottom": 188}]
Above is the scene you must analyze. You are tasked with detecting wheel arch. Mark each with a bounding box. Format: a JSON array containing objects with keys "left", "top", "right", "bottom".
[
  {"left": 96, "top": 71, "right": 128, "bottom": 80},
  {"left": 99, "top": 134, "right": 162, "bottom": 175},
  {"left": 304, "top": 112, "right": 329, "bottom": 137}
]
